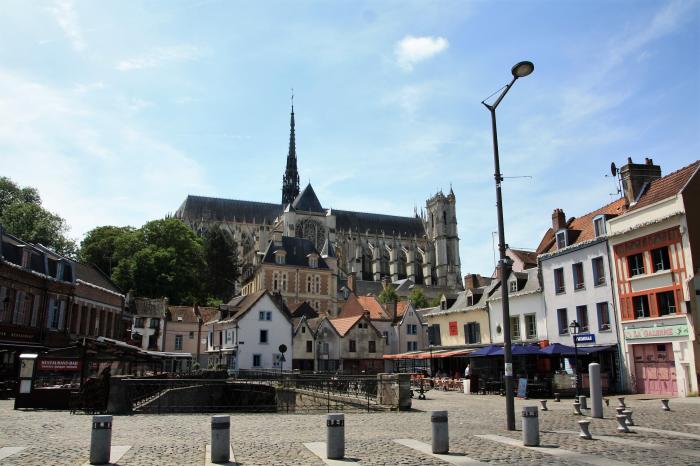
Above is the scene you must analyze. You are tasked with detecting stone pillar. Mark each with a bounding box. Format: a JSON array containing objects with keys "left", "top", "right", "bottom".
[
  {"left": 406, "top": 248, "right": 416, "bottom": 282},
  {"left": 589, "top": 363, "right": 603, "bottom": 419}
]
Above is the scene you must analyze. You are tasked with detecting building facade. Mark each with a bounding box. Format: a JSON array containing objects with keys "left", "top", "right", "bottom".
[{"left": 130, "top": 298, "right": 167, "bottom": 351}]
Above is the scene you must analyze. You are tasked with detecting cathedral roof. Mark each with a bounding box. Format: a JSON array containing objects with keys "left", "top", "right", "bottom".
[
  {"left": 334, "top": 209, "right": 426, "bottom": 237},
  {"left": 321, "top": 238, "right": 335, "bottom": 258},
  {"left": 175, "top": 195, "right": 281, "bottom": 224},
  {"left": 261, "top": 236, "right": 329, "bottom": 269},
  {"left": 291, "top": 183, "right": 325, "bottom": 213}
]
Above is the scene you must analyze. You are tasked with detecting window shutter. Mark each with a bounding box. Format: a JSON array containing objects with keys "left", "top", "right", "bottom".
[
  {"left": 475, "top": 323, "right": 481, "bottom": 343},
  {"left": 464, "top": 324, "right": 469, "bottom": 344}
]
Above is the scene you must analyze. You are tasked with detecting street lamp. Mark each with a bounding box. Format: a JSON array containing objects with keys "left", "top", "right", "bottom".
[
  {"left": 482, "top": 60, "right": 534, "bottom": 431},
  {"left": 569, "top": 320, "right": 581, "bottom": 397}
]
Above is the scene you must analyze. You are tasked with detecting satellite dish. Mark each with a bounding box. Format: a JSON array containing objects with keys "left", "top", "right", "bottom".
[{"left": 610, "top": 162, "right": 617, "bottom": 177}]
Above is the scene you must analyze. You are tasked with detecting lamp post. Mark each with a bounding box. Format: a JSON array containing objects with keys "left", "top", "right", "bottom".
[
  {"left": 569, "top": 320, "right": 581, "bottom": 397},
  {"left": 482, "top": 60, "right": 534, "bottom": 431}
]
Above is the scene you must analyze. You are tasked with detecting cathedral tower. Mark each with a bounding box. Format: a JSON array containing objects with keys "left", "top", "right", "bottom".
[
  {"left": 425, "top": 188, "right": 461, "bottom": 288},
  {"left": 281, "top": 103, "right": 300, "bottom": 205}
]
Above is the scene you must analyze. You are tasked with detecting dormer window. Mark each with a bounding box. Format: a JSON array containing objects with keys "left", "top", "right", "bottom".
[
  {"left": 509, "top": 281, "right": 518, "bottom": 293},
  {"left": 593, "top": 215, "right": 606, "bottom": 238},
  {"left": 307, "top": 254, "right": 318, "bottom": 269},
  {"left": 274, "top": 250, "right": 286, "bottom": 265},
  {"left": 466, "top": 295, "right": 474, "bottom": 306},
  {"left": 556, "top": 230, "right": 568, "bottom": 249}
]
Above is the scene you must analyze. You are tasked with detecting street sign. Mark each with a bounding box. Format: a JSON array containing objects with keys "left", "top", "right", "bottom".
[
  {"left": 574, "top": 333, "right": 595, "bottom": 344},
  {"left": 278, "top": 344, "right": 287, "bottom": 353}
]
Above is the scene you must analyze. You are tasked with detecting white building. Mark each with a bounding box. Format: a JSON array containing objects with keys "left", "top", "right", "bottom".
[
  {"left": 130, "top": 297, "right": 167, "bottom": 351},
  {"left": 206, "top": 290, "right": 292, "bottom": 371},
  {"left": 488, "top": 268, "right": 546, "bottom": 345}
]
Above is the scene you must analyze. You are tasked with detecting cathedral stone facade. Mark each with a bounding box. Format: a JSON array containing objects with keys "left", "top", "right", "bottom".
[{"left": 175, "top": 106, "right": 463, "bottom": 310}]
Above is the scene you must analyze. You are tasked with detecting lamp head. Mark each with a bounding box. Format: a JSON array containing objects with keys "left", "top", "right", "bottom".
[{"left": 511, "top": 61, "right": 534, "bottom": 78}]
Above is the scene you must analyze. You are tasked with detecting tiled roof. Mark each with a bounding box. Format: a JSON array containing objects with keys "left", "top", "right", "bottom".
[
  {"left": 291, "top": 184, "right": 325, "bottom": 213},
  {"left": 175, "top": 195, "right": 281, "bottom": 225},
  {"left": 168, "top": 306, "right": 198, "bottom": 323},
  {"left": 197, "top": 307, "right": 219, "bottom": 324},
  {"left": 329, "top": 314, "right": 364, "bottom": 336},
  {"left": 396, "top": 301, "right": 410, "bottom": 317},
  {"left": 289, "top": 301, "right": 319, "bottom": 319},
  {"left": 132, "top": 297, "right": 168, "bottom": 317},
  {"left": 261, "top": 236, "right": 329, "bottom": 269},
  {"left": 357, "top": 295, "right": 390, "bottom": 320},
  {"left": 334, "top": 209, "right": 426, "bottom": 237},
  {"left": 220, "top": 289, "right": 270, "bottom": 322},
  {"left": 536, "top": 197, "right": 627, "bottom": 254},
  {"left": 508, "top": 249, "right": 538, "bottom": 268},
  {"left": 630, "top": 160, "right": 699, "bottom": 211},
  {"left": 72, "top": 261, "right": 123, "bottom": 294}
]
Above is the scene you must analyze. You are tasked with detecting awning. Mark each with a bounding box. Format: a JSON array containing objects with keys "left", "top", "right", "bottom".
[
  {"left": 581, "top": 344, "right": 617, "bottom": 354},
  {"left": 540, "top": 343, "right": 578, "bottom": 356},
  {"left": 383, "top": 348, "right": 473, "bottom": 360},
  {"left": 432, "top": 348, "right": 473, "bottom": 358}
]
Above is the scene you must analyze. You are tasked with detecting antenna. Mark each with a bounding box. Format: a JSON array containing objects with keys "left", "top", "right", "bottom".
[{"left": 605, "top": 161, "right": 622, "bottom": 198}]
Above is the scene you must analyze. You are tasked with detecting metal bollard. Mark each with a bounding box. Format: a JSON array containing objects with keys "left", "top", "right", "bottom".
[
  {"left": 431, "top": 410, "right": 449, "bottom": 454},
  {"left": 539, "top": 399, "right": 548, "bottom": 411},
  {"left": 661, "top": 399, "right": 670, "bottom": 411},
  {"left": 554, "top": 392, "right": 560, "bottom": 402},
  {"left": 326, "top": 413, "right": 345, "bottom": 459},
  {"left": 616, "top": 414, "right": 630, "bottom": 433},
  {"left": 89, "top": 415, "right": 112, "bottom": 465},
  {"left": 578, "top": 420, "right": 592, "bottom": 440},
  {"left": 578, "top": 395, "right": 588, "bottom": 410},
  {"left": 522, "top": 406, "right": 540, "bottom": 446},
  {"left": 622, "top": 409, "right": 634, "bottom": 426},
  {"left": 573, "top": 401, "right": 582, "bottom": 415},
  {"left": 617, "top": 396, "right": 626, "bottom": 408},
  {"left": 211, "top": 415, "right": 230, "bottom": 463}
]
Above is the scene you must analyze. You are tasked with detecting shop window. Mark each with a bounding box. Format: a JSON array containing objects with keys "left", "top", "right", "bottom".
[
  {"left": 557, "top": 308, "right": 568, "bottom": 334},
  {"left": 627, "top": 253, "right": 645, "bottom": 277},
  {"left": 576, "top": 305, "right": 589, "bottom": 332},
  {"left": 510, "top": 315, "right": 521, "bottom": 341},
  {"left": 633, "top": 295, "right": 650, "bottom": 318},
  {"left": 554, "top": 268, "right": 565, "bottom": 294},
  {"left": 524, "top": 314, "right": 537, "bottom": 340},
  {"left": 656, "top": 291, "right": 676, "bottom": 316},
  {"left": 651, "top": 247, "right": 670, "bottom": 272},
  {"left": 597, "top": 302, "right": 611, "bottom": 331},
  {"left": 572, "top": 262, "right": 585, "bottom": 290}
]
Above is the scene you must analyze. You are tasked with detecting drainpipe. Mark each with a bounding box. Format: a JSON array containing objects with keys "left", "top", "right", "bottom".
[{"left": 605, "top": 243, "right": 625, "bottom": 393}]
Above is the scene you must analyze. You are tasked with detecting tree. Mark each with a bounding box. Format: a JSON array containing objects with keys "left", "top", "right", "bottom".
[
  {"left": 79, "top": 226, "right": 135, "bottom": 275},
  {"left": 408, "top": 287, "right": 430, "bottom": 309},
  {"left": 0, "top": 177, "right": 76, "bottom": 257},
  {"left": 112, "top": 218, "right": 206, "bottom": 305},
  {"left": 378, "top": 283, "right": 399, "bottom": 304},
  {"left": 203, "top": 225, "right": 240, "bottom": 302}
]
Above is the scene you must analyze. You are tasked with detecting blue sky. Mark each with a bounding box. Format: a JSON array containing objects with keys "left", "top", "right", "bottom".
[{"left": 1, "top": 0, "right": 698, "bottom": 276}]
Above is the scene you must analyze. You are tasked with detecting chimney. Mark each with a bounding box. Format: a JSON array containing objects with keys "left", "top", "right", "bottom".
[
  {"left": 620, "top": 157, "right": 661, "bottom": 206},
  {"left": 347, "top": 274, "right": 356, "bottom": 293},
  {"left": 551, "top": 209, "right": 566, "bottom": 231},
  {"left": 464, "top": 273, "right": 482, "bottom": 291}
]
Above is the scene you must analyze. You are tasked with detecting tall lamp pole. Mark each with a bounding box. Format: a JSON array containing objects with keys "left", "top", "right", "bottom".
[
  {"left": 570, "top": 320, "right": 581, "bottom": 397},
  {"left": 482, "top": 60, "right": 534, "bottom": 431}
]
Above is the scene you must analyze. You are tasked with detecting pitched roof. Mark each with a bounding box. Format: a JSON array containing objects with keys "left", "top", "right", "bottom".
[
  {"left": 320, "top": 238, "right": 335, "bottom": 258},
  {"left": 288, "top": 301, "right": 319, "bottom": 319},
  {"left": 219, "top": 290, "right": 272, "bottom": 323},
  {"left": 334, "top": 209, "right": 426, "bottom": 237},
  {"left": 508, "top": 249, "right": 538, "bottom": 269},
  {"left": 396, "top": 301, "right": 410, "bottom": 317},
  {"left": 167, "top": 306, "right": 197, "bottom": 323},
  {"left": 630, "top": 160, "right": 700, "bottom": 211},
  {"left": 357, "top": 295, "right": 390, "bottom": 320},
  {"left": 536, "top": 197, "right": 627, "bottom": 254},
  {"left": 175, "top": 195, "right": 281, "bottom": 225},
  {"left": 197, "top": 307, "right": 219, "bottom": 324},
  {"left": 329, "top": 314, "right": 364, "bottom": 336},
  {"left": 261, "top": 236, "right": 328, "bottom": 269},
  {"left": 292, "top": 183, "right": 325, "bottom": 213}
]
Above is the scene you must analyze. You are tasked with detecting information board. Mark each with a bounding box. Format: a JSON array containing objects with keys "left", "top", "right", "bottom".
[{"left": 517, "top": 377, "right": 528, "bottom": 398}]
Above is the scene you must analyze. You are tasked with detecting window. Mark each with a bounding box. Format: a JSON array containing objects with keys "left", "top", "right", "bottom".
[
  {"left": 597, "top": 302, "right": 611, "bottom": 331},
  {"left": 314, "top": 275, "right": 321, "bottom": 294},
  {"left": 382, "top": 331, "right": 389, "bottom": 344},
  {"left": 174, "top": 335, "right": 183, "bottom": 350},
  {"left": 134, "top": 317, "right": 144, "bottom": 328},
  {"left": 592, "top": 257, "right": 605, "bottom": 286},
  {"left": 252, "top": 354, "right": 262, "bottom": 367},
  {"left": 510, "top": 315, "right": 521, "bottom": 341},
  {"left": 572, "top": 262, "right": 585, "bottom": 290},
  {"left": 150, "top": 318, "right": 160, "bottom": 329},
  {"left": 306, "top": 276, "right": 312, "bottom": 293},
  {"left": 306, "top": 340, "right": 313, "bottom": 352},
  {"left": 428, "top": 324, "right": 441, "bottom": 345},
  {"left": 554, "top": 268, "right": 565, "bottom": 294},
  {"left": 576, "top": 305, "right": 589, "bottom": 332},
  {"left": 309, "top": 256, "right": 318, "bottom": 268},
  {"left": 321, "top": 342, "right": 329, "bottom": 354},
  {"left": 407, "top": 341, "right": 418, "bottom": 351},
  {"left": 466, "top": 295, "right": 474, "bottom": 306},
  {"left": 593, "top": 216, "right": 606, "bottom": 238},
  {"left": 627, "top": 253, "right": 645, "bottom": 277},
  {"left": 524, "top": 314, "right": 537, "bottom": 340},
  {"left": 282, "top": 273, "right": 288, "bottom": 292},
  {"left": 259, "top": 329, "right": 268, "bottom": 343},
  {"left": 556, "top": 230, "right": 568, "bottom": 249},
  {"left": 465, "top": 322, "right": 481, "bottom": 344},
  {"left": 225, "top": 330, "right": 232, "bottom": 344},
  {"left": 349, "top": 339, "right": 356, "bottom": 352},
  {"left": 189, "top": 331, "right": 195, "bottom": 339},
  {"left": 633, "top": 295, "right": 650, "bottom": 318},
  {"left": 272, "top": 272, "right": 280, "bottom": 291},
  {"left": 509, "top": 281, "right": 518, "bottom": 293},
  {"left": 557, "top": 308, "right": 568, "bottom": 335},
  {"left": 301, "top": 326, "right": 306, "bottom": 333},
  {"left": 47, "top": 299, "right": 65, "bottom": 330},
  {"left": 369, "top": 340, "right": 376, "bottom": 353},
  {"left": 275, "top": 253, "right": 285, "bottom": 265},
  {"left": 657, "top": 291, "right": 676, "bottom": 316},
  {"left": 258, "top": 311, "right": 272, "bottom": 321},
  {"left": 651, "top": 247, "right": 670, "bottom": 272}
]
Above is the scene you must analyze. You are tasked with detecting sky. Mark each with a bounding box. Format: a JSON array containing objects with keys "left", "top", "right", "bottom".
[{"left": 0, "top": 0, "right": 698, "bottom": 277}]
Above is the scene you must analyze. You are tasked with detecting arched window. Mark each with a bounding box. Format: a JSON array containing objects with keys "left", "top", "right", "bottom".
[
  {"left": 315, "top": 275, "right": 321, "bottom": 294},
  {"left": 306, "top": 276, "right": 313, "bottom": 293},
  {"left": 282, "top": 273, "right": 288, "bottom": 292},
  {"left": 272, "top": 272, "right": 279, "bottom": 291}
]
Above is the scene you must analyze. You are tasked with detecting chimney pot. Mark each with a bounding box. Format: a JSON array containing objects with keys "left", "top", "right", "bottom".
[{"left": 552, "top": 209, "right": 567, "bottom": 231}]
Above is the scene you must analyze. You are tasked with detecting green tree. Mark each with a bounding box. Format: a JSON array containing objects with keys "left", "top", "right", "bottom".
[
  {"left": 428, "top": 296, "right": 442, "bottom": 307},
  {"left": 203, "top": 225, "right": 240, "bottom": 302},
  {"left": 378, "top": 283, "right": 399, "bottom": 304},
  {"left": 112, "top": 218, "right": 206, "bottom": 305},
  {"left": 408, "top": 287, "right": 430, "bottom": 309},
  {"left": 0, "top": 177, "right": 76, "bottom": 257},
  {"left": 79, "top": 226, "right": 135, "bottom": 275}
]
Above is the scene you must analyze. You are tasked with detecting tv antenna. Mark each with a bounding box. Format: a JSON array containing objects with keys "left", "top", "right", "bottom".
[{"left": 605, "top": 161, "right": 622, "bottom": 198}]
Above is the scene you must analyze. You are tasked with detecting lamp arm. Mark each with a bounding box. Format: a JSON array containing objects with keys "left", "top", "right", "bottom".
[{"left": 482, "top": 76, "right": 518, "bottom": 111}]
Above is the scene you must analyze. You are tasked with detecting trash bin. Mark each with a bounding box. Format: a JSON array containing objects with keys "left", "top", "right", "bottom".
[{"left": 463, "top": 379, "right": 471, "bottom": 394}]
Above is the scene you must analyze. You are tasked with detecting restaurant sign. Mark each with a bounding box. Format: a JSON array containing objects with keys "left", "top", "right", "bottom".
[
  {"left": 624, "top": 324, "right": 689, "bottom": 340},
  {"left": 574, "top": 333, "right": 595, "bottom": 344},
  {"left": 38, "top": 359, "right": 81, "bottom": 371}
]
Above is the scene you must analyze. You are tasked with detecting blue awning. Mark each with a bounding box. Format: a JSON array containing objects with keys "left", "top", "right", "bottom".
[{"left": 540, "top": 343, "right": 578, "bottom": 356}]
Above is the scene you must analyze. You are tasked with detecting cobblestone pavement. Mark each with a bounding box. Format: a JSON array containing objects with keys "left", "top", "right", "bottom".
[{"left": 1, "top": 392, "right": 699, "bottom": 465}]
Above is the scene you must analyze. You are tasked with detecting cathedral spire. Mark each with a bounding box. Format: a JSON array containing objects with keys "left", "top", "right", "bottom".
[{"left": 282, "top": 92, "right": 300, "bottom": 205}]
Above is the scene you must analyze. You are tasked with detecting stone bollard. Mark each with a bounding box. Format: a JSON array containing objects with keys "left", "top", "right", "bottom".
[
  {"left": 89, "top": 415, "right": 112, "bottom": 465},
  {"left": 573, "top": 401, "right": 582, "bottom": 415},
  {"left": 431, "top": 410, "right": 449, "bottom": 454},
  {"left": 589, "top": 363, "right": 603, "bottom": 419},
  {"left": 615, "top": 407, "right": 625, "bottom": 416},
  {"left": 578, "top": 395, "right": 588, "bottom": 410},
  {"left": 616, "top": 414, "right": 630, "bottom": 433},
  {"left": 326, "top": 413, "right": 345, "bottom": 459},
  {"left": 604, "top": 398, "right": 610, "bottom": 407},
  {"left": 661, "top": 399, "right": 670, "bottom": 411},
  {"left": 211, "top": 415, "right": 230, "bottom": 464},
  {"left": 578, "top": 420, "right": 592, "bottom": 440},
  {"left": 539, "top": 399, "right": 548, "bottom": 411},
  {"left": 522, "top": 406, "right": 540, "bottom": 447},
  {"left": 622, "top": 409, "right": 634, "bottom": 426},
  {"left": 617, "top": 396, "right": 626, "bottom": 408},
  {"left": 554, "top": 392, "right": 560, "bottom": 402}
]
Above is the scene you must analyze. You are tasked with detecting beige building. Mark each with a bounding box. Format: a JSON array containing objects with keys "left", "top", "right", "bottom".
[
  {"left": 162, "top": 305, "right": 219, "bottom": 368},
  {"left": 329, "top": 313, "right": 386, "bottom": 373},
  {"left": 424, "top": 284, "right": 494, "bottom": 348}
]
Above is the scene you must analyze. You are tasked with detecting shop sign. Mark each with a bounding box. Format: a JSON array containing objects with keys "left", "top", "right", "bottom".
[
  {"left": 39, "top": 359, "right": 81, "bottom": 371},
  {"left": 574, "top": 333, "right": 595, "bottom": 344},
  {"left": 624, "top": 324, "right": 689, "bottom": 340}
]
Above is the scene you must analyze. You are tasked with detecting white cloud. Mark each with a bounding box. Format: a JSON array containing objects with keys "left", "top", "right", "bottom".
[
  {"left": 382, "top": 83, "right": 433, "bottom": 115},
  {"left": 395, "top": 35, "right": 448, "bottom": 71},
  {"left": 116, "top": 45, "right": 205, "bottom": 71},
  {"left": 49, "top": 0, "right": 85, "bottom": 51}
]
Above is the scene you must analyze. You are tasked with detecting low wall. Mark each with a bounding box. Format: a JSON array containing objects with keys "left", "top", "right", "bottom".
[{"left": 376, "top": 373, "right": 411, "bottom": 411}]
